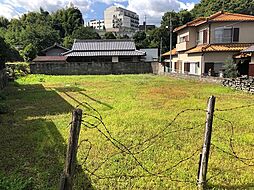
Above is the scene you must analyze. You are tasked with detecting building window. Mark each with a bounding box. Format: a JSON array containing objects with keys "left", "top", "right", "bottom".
[
  {"left": 214, "top": 27, "right": 239, "bottom": 43},
  {"left": 184, "top": 62, "right": 190, "bottom": 73},
  {"left": 233, "top": 28, "right": 240, "bottom": 42},
  {"left": 174, "top": 62, "right": 180, "bottom": 73},
  {"left": 197, "top": 29, "right": 208, "bottom": 44},
  {"left": 203, "top": 29, "right": 208, "bottom": 44},
  {"left": 179, "top": 35, "right": 189, "bottom": 43}
]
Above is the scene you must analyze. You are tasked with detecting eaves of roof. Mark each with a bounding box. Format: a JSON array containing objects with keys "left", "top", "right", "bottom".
[
  {"left": 186, "top": 43, "right": 254, "bottom": 54},
  {"left": 63, "top": 50, "right": 146, "bottom": 57}
]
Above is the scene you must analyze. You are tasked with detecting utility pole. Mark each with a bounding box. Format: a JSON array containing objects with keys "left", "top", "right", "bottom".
[
  {"left": 169, "top": 13, "right": 173, "bottom": 73},
  {"left": 144, "top": 15, "right": 147, "bottom": 33},
  {"left": 160, "top": 37, "right": 162, "bottom": 63}
]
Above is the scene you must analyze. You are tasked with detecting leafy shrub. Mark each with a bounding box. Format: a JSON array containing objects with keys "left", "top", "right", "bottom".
[
  {"left": 19, "top": 43, "right": 37, "bottom": 62},
  {"left": 6, "top": 62, "right": 30, "bottom": 79},
  {"left": 223, "top": 59, "right": 238, "bottom": 78}
]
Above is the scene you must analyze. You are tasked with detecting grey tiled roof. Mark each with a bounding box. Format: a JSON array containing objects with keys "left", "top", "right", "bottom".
[
  {"left": 64, "top": 50, "right": 145, "bottom": 57},
  {"left": 72, "top": 39, "right": 136, "bottom": 51},
  {"left": 241, "top": 45, "right": 254, "bottom": 53},
  {"left": 62, "top": 39, "right": 146, "bottom": 57}
]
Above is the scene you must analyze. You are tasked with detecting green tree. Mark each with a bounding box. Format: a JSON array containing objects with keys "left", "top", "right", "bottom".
[
  {"left": 118, "top": 34, "right": 130, "bottom": 39},
  {"left": 0, "top": 37, "right": 8, "bottom": 65},
  {"left": 0, "top": 16, "right": 9, "bottom": 28},
  {"left": 191, "top": 0, "right": 254, "bottom": 18},
  {"left": 4, "top": 10, "right": 60, "bottom": 55},
  {"left": 104, "top": 32, "right": 116, "bottom": 39},
  {"left": 133, "top": 31, "right": 149, "bottom": 49},
  {"left": 0, "top": 36, "right": 21, "bottom": 64},
  {"left": 159, "top": 10, "right": 193, "bottom": 52},
  {"left": 142, "top": 10, "right": 193, "bottom": 53},
  {"left": 19, "top": 43, "right": 37, "bottom": 61},
  {"left": 63, "top": 35, "right": 74, "bottom": 49},
  {"left": 71, "top": 26, "right": 101, "bottom": 40},
  {"left": 223, "top": 59, "right": 238, "bottom": 78},
  {"left": 52, "top": 7, "right": 84, "bottom": 38}
]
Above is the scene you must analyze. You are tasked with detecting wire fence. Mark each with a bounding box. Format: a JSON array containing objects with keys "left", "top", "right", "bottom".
[{"left": 61, "top": 97, "right": 254, "bottom": 189}]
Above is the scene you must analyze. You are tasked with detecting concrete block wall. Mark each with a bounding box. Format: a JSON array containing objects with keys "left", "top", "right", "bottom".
[{"left": 30, "top": 61, "right": 154, "bottom": 75}]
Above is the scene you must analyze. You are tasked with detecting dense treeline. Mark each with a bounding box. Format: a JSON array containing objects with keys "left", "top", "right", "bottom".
[
  {"left": 191, "top": 0, "right": 254, "bottom": 18},
  {"left": 0, "top": 0, "right": 254, "bottom": 65},
  {"left": 0, "top": 6, "right": 100, "bottom": 63}
]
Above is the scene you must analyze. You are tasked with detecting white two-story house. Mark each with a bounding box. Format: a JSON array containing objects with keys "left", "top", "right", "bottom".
[{"left": 162, "top": 11, "right": 254, "bottom": 76}]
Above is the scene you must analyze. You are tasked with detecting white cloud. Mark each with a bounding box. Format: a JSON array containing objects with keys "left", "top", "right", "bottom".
[
  {"left": 0, "top": 0, "right": 196, "bottom": 26},
  {"left": 113, "top": 3, "right": 126, "bottom": 8},
  {"left": 127, "top": 0, "right": 196, "bottom": 25},
  {"left": 95, "top": 0, "right": 126, "bottom": 5},
  {"left": 0, "top": 4, "right": 20, "bottom": 19},
  {"left": 0, "top": 0, "right": 92, "bottom": 19},
  {"left": 179, "top": 2, "right": 195, "bottom": 11}
]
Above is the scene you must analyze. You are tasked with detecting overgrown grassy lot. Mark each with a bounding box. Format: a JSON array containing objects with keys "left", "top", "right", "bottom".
[{"left": 0, "top": 74, "right": 254, "bottom": 189}]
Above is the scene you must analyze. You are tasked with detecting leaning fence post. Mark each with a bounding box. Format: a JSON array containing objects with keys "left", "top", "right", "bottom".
[
  {"left": 59, "top": 108, "right": 83, "bottom": 190},
  {"left": 197, "top": 96, "right": 216, "bottom": 189}
]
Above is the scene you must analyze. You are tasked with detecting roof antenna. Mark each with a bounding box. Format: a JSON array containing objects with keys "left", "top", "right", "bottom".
[{"left": 222, "top": 0, "right": 225, "bottom": 12}]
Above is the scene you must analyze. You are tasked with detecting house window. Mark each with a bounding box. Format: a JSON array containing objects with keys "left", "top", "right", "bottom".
[
  {"left": 197, "top": 29, "right": 208, "bottom": 44},
  {"left": 184, "top": 62, "right": 190, "bottom": 73},
  {"left": 214, "top": 27, "right": 239, "bottom": 43},
  {"left": 179, "top": 35, "right": 189, "bottom": 43},
  {"left": 174, "top": 62, "right": 179, "bottom": 73},
  {"left": 233, "top": 28, "right": 240, "bottom": 42},
  {"left": 203, "top": 29, "right": 208, "bottom": 44},
  {"left": 197, "top": 32, "right": 200, "bottom": 44}
]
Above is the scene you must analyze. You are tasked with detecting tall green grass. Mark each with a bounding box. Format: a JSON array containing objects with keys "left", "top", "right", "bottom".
[{"left": 0, "top": 74, "right": 253, "bottom": 189}]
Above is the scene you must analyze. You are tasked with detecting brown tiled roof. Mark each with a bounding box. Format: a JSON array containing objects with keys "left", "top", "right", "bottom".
[
  {"left": 186, "top": 43, "right": 254, "bottom": 54},
  {"left": 211, "top": 12, "right": 254, "bottom": 21},
  {"left": 162, "top": 48, "right": 177, "bottom": 57},
  {"left": 234, "top": 52, "right": 252, "bottom": 59},
  {"left": 241, "top": 45, "right": 254, "bottom": 53},
  {"left": 173, "top": 18, "right": 207, "bottom": 32},
  {"left": 33, "top": 56, "right": 67, "bottom": 62},
  {"left": 174, "top": 11, "right": 254, "bottom": 32}
]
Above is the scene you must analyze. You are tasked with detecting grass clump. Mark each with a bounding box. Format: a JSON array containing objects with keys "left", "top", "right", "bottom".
[{"left": 0, "top": 173, "right": 33, "bottom": 190}]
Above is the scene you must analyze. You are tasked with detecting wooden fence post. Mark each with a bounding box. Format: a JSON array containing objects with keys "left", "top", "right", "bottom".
[
  {"left": 59, "top": 109, "right": 83, "bottom": 190},
  {"left": 197, "top": 96, "right": 216, "bottom": 189}
]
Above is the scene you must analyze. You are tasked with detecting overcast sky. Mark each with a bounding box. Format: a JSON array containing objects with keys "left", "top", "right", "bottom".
[{"left": 0, "top": 0, "right": 199, "bottom": 25}]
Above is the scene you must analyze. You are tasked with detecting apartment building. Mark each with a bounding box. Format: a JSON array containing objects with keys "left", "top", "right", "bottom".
[
  {"left": 104, "top": 6, "right": 139, "bottom": 36},
  {"left": 162, "top": 11, "right": 254, "bottom": 76},
  {"left": 87, "top": 19, "right": 105, "bottom": 30}
]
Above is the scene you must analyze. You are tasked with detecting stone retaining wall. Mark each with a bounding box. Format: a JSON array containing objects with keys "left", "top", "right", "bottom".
[
  {"left": 30, "top": 61, "right": 154, "bottom": 75},
  {"left": 160, "top": 72, "right": 224, "bottom": 83},
  {"left": 222, "top": 77, "right": 254, "bottom": 93}
]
